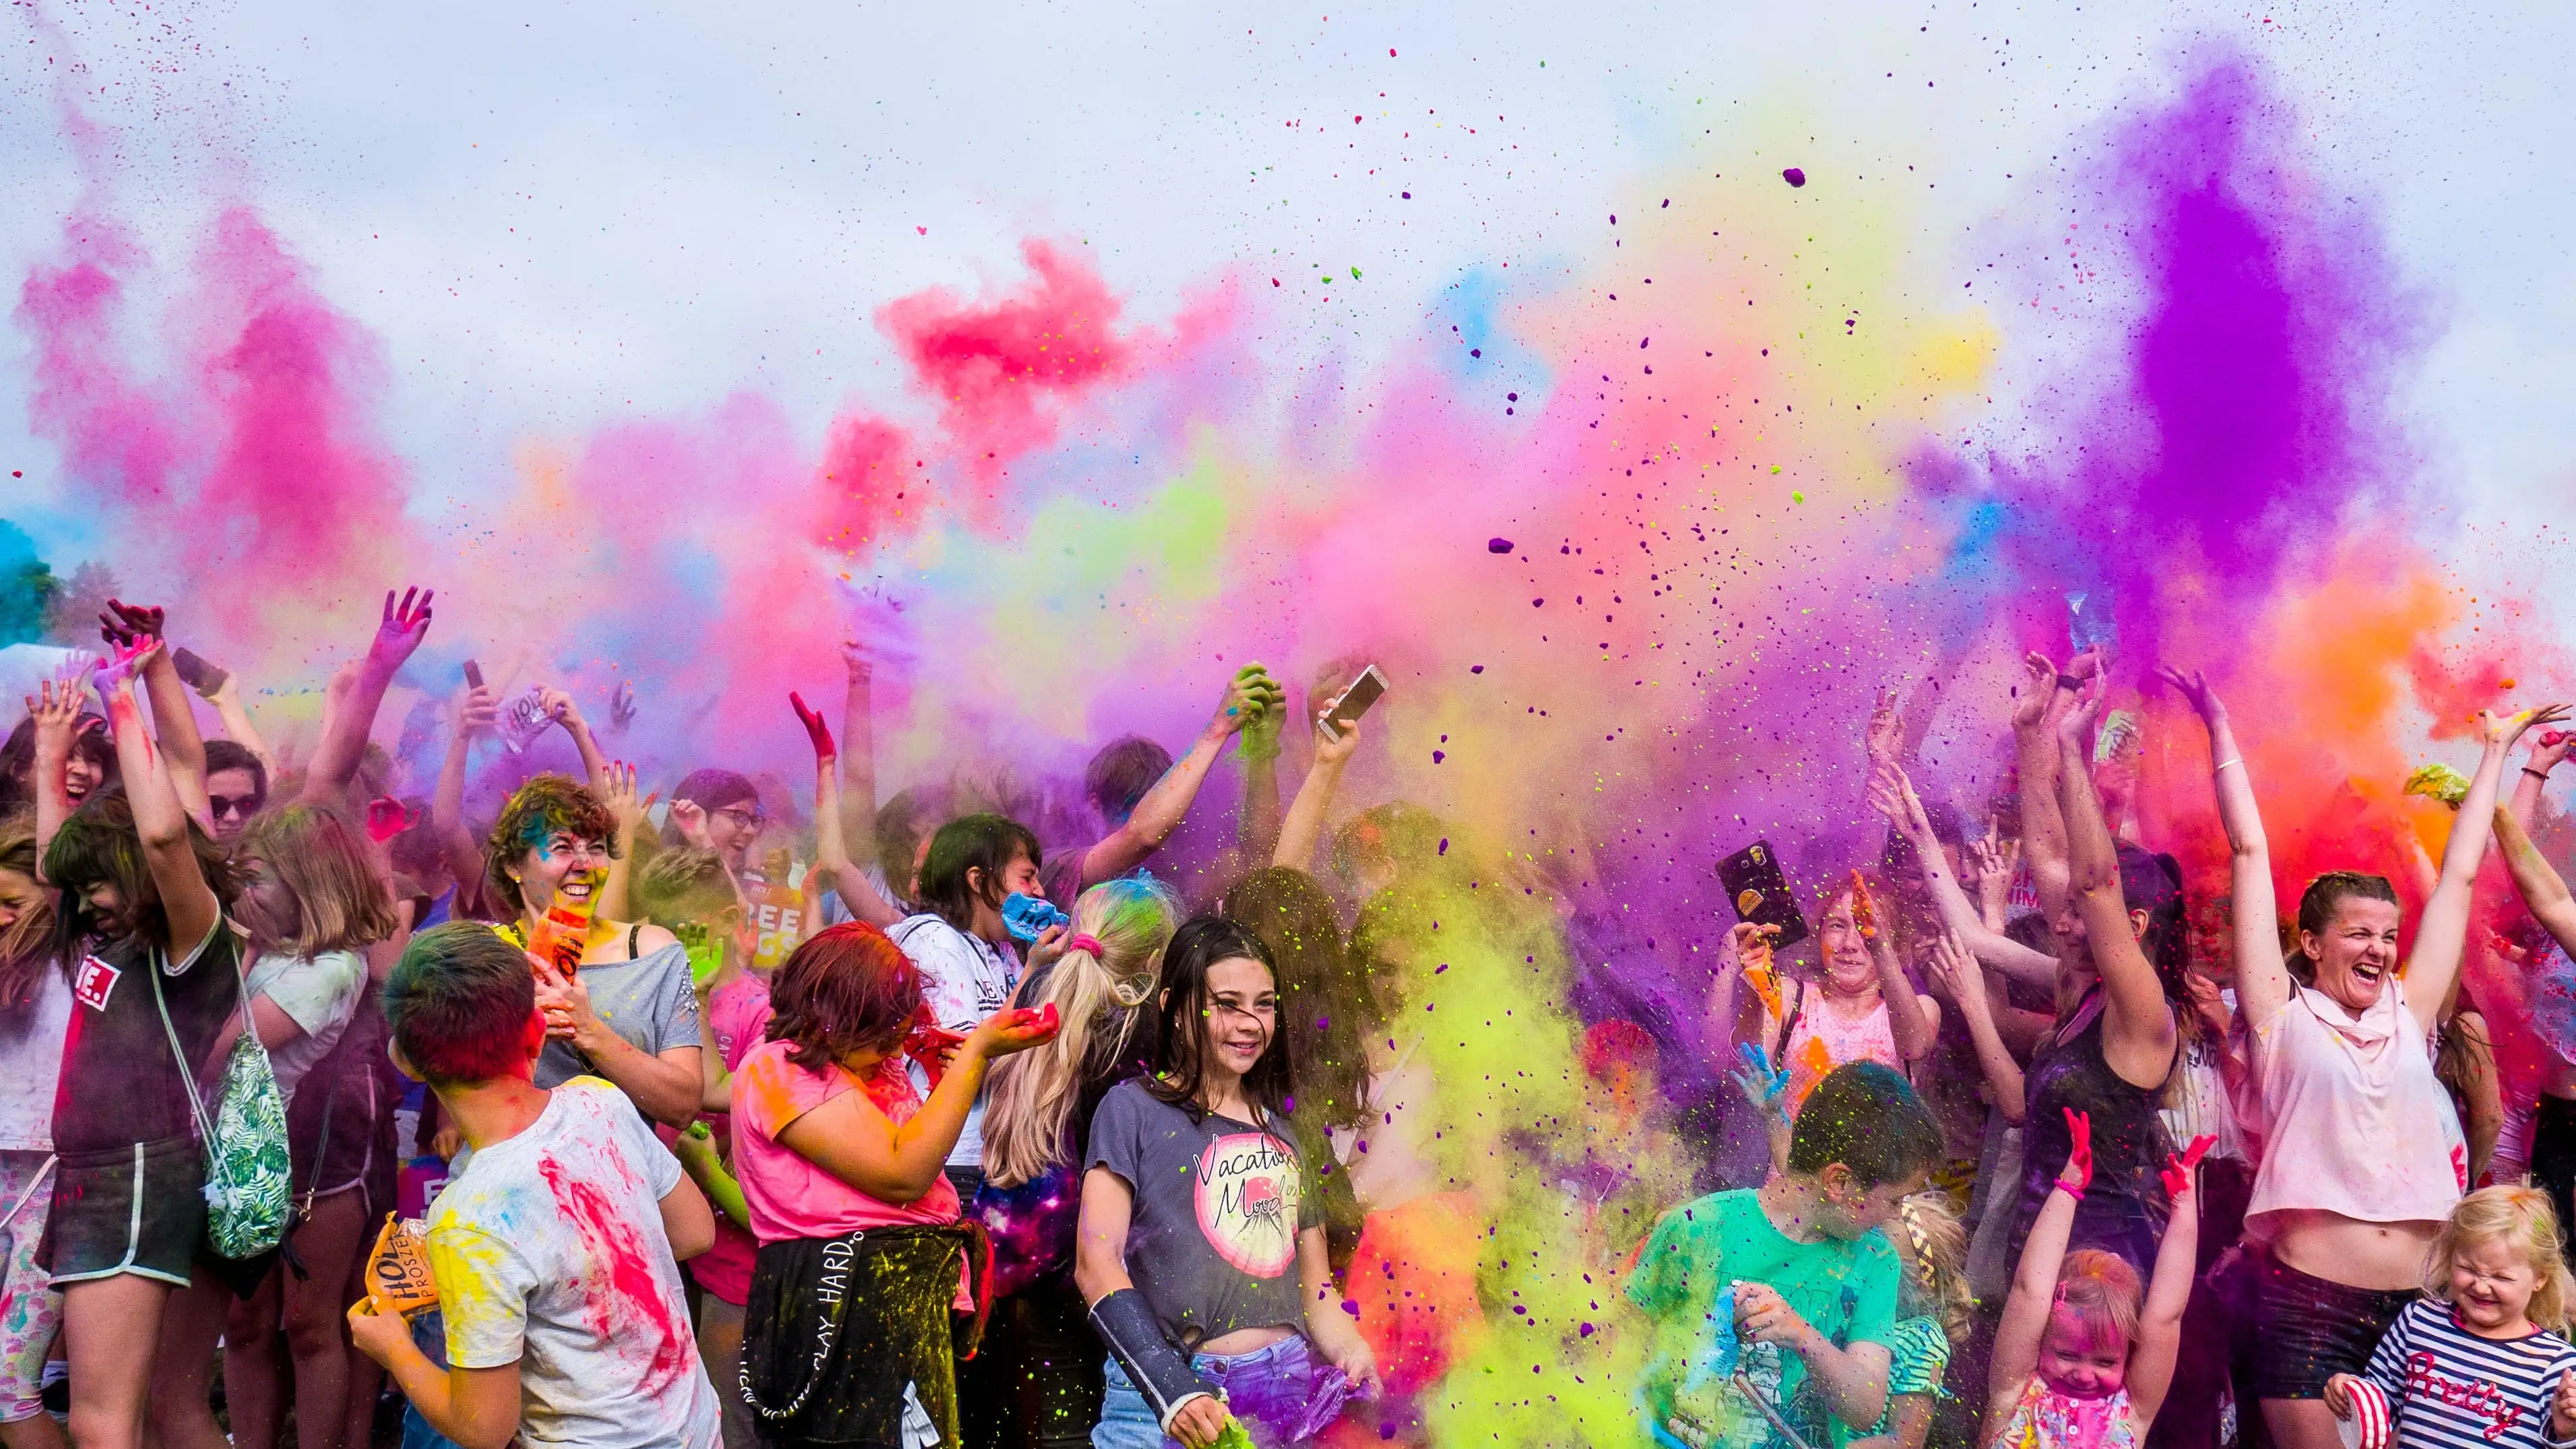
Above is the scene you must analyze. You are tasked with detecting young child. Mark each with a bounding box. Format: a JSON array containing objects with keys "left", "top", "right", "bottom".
[
  {"left": 2324, "top": 1184, "right": 2576, "bottom": 1449},
  {"left": 347, "top": 922, "right": 721, "bottom": 1449},
  {"left": 1853, "top": 1191, "right": 1971, "bottom": 1449},
  {"left": 1985, "top": 1112, "right": 2208, "bottom": 1449},
  {"left": 1628, "top": 1061, "right": 1950, "bottom": 1449}
]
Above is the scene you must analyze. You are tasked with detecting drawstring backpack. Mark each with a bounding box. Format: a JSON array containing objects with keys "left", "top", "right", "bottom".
[{"left": 155, "top": 938, "right": 292, "bottom": 1258}]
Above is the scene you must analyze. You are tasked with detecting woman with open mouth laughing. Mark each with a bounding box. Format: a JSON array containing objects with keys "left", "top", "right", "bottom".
[
  {"left": 482, "top": 773, "right": 704, "bottom": 1131},
  {"left": 2162, "top": 664, "right": 2571, "bottom": 1449}
]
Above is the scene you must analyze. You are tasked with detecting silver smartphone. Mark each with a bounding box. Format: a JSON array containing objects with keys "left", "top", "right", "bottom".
[{"left": 1320, "top": 665, "right": 1389, "bottom": 740}]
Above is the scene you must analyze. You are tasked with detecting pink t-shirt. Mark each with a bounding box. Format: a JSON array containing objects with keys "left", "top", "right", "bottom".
[
  {"left": 732, "top": 1039, "right": 963, "bottom": 1244},
  {"left": 685, "top": 972, "right": 777, "bottom": 1304},
  {"left": 2245, "top": 979, "right": 2466, "bottom": 1233}
]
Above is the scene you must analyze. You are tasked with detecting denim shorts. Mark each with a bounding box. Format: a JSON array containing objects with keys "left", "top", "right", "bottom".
[
  {"left": 2249, "top": 1249, "right": 2418, "bottom": 1400},
  {"left": 1092, "top": 1335, "right": 1352, "bottom": 1449}
]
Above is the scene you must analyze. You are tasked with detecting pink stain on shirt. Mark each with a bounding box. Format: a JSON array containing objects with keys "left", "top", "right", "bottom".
[{"left": 537, "top": 1155, "right": 693, "bottom": 1395}]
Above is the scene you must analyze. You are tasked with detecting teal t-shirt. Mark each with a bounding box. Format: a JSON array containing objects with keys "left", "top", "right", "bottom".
[{"left": 1625, "top": 1189, "right": 1902, "bottom": 1449}]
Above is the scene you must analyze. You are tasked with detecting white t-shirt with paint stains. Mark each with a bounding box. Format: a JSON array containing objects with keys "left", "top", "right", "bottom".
[{"left": 426, "top": 1076, "right": 718, "bottom": 1449}]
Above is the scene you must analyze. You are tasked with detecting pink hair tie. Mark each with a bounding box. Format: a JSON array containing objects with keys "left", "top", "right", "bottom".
[{"left": 1064, "top": 934, "right": 1105, "bottom": 958}]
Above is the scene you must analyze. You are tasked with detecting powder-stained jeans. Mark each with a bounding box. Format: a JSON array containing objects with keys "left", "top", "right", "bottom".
[{"left": 1093, "top": 1335, "right": 1352, "bottom": 1449}]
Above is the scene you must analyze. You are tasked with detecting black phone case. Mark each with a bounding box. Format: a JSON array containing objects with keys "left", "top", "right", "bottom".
[
  {"left": 1716, "top": 840, "right": 1810, "bottom": 950},
  {"left": 170, "top": 647, "right": 226, "bottom": 693}
]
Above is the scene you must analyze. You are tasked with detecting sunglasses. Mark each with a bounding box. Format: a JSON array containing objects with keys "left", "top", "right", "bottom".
[{"left": 210, "top": 794, "right": 267, "bottom": 821}]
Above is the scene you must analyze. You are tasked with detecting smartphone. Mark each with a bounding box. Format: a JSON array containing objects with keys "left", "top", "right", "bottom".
[
  {"left": 1321, "top": 665, "right": 1390, "bottom": 740},
  {"left": 1716, "top": 840, "right": 1811, "bottom": 950},
  {"left": 461, "top": 659, "right": 484, "bottom": 689},
  {"left": 171, "top": 647, "right": 227, "bottom": 694}
]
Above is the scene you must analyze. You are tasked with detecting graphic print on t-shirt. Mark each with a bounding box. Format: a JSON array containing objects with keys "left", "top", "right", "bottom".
[
  {"left": 1193, "top": 1130, "right": 1301, "bottom": 1277},
  {"left": 73, "top": 955, "right": 120, "bottom": 1011}
]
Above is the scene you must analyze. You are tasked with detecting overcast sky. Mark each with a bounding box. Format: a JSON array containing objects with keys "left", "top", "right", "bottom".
[{"left": 1, "top": 0, "right": 2569, "bottom": 567}]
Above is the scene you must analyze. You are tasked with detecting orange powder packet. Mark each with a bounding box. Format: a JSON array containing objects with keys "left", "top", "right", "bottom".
[{"left": 366, "top": 1213, "right": 441, "bottom": 1318}]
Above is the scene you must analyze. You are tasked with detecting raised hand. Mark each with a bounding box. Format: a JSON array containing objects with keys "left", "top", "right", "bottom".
[
  {"left": 97, "top": 598, "right": 166, "bottom": 647},
  {"left": 668, "top": 798, "right": 712, "bottom": 850},
  {"left": 2055, "top": 673, "right": 2105, "bottom": 752},
  {"left": 1924, "top": 931, "right": 1985, "bottom": 1010},
  {"left": 2012, "top": 652, "right": 2059, "bottom": 731},
  {"left": 1847, "top": 870, "right": 1879, "bottom": 940},
  {"left": 538, "top": 686, "right": 583, "bottom": 730},
  {"left": 606, "top": 679, "right": 638, "bottom": 733},
  {"left": 26, "top": 676, "right": 86, "bottom": 739},
  {"left": 2482, "top": 703, "right": 2575, "bottom": 750},
  {"left": 455, "top": 682, "right": 499, "bottom": 738},
  {"left": 1731, "top": 1042, "right": 1793, "bottom": 1121},
  {"left": 790, "top": 691, "right": 836, "bottom": 761},
  {"left": 599, "top": 761, "right": 651, "bottom": 836},
  {"left": 2160, "top": 1134, "right": 2216, "bottom": 1199},
  {"left": 2058, "top": 1107, "right": 2094, "bottom": 1196},
  {"left": 364, "top": 796, "right": 422, "bottom": 843},
  {"left": 1211, "top": 663, "right": 1285, "bottom": 738},
  {"left": 1865, "top": 686, "right": 1902, "bottom": 764},
  {"left": 1312, "top": 711, "right": 1361, "bottom": 765},
  {"left": 2154, "top": 664, "right": 2226, "bottom": 723},
  {"left": 91, "top": 635, "right": 159, "bottom": 697},
  {"left": 370, "top": 586, "right": 434, "bottom": 670}
]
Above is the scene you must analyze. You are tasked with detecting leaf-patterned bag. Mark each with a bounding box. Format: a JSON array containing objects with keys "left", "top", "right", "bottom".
[{"left": 153, "top": 938, "right": 292, "bottom": 1260}]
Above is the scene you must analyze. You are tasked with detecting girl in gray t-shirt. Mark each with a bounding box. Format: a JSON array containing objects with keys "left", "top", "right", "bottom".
[{"left": 1074, "top": 917, "right": 1382, "bottom": 1449}]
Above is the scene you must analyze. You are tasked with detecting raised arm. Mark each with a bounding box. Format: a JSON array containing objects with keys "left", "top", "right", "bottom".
[
  {"left": 1871, "top": 764, "right": 2058, "bottom": 990},
  {"left": 794, "top": 692, "right": 902, "bottom": 928},
  {"left": 837, "top": 639, "right": 878, "bottom": 851},
  {"left": 1924, "top": 931, "right": 2024, "bottom": 1122},
  {"left": 538, "top": 687, "right": 611, "bottom": 789},
  {"left": 2127, "top": 1138, "right": 2211, "bottom": 1427},
  {"left": 2404, "top": 705, "right": 2571, "bottom": 1034},
  {"left": 1078, "top": 665, "right": 1282, "bottom": 889},
  {"left": 1273, "top": 714, "right": 1361, "bottom": 870},
  {"left": 193, "top": 660, "right": 278, "bottom": 774},
  {"left": 1237, "top": 672, "right": 1287, "bottom": 869},
  {"left": 2056, "top": 685, "right": 2179, "bottom": 1080},
  {"left": 302, "top": 587, "right": 434, "bottom": 807},
  {"left": 2494, "top": 807, "right": 2576, "bottom": 957},
  {"left": 104, "top": 602, "right": 211, "bottom": 821},
  {"left": 26, "top": 678, "right": 86, "bottom": 870},
  {"left": 1852, "top": 874, "right": 1939, "bottom": 1062},
  {"left": 589, "top": 762, "right": 652, "bottom": 926},
  {"left": 1991, "top": 1114, "right": 2089, "bottom": 1416},
  {"left": 432, "top": 681, "right": 498, "bottom": 913},
  {"left": 2156, "top": 668, "right": 2287, "bottom": 1030},
  {"left": 779, "top": 1004, "right": 1058, "bottom": 1202},
  {"left": 95, "top": 641, "right": 221, "bottom": 952},
  {"left": 2508, "top": 729, "right": 2572, "bottom": 830},
  {"left": 2016, "top": 651, "right": 2079, "bottom": 924}
]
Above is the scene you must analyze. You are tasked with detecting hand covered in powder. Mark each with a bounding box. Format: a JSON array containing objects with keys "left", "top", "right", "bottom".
[
  {"left": 1731, "top": 1042, "right": 1793, "bottom": 1122},
  {"left": 2160, "top": 1134, "right": 2216, "bottom": 1200},
  {"left": 369, "top": 586, "right": 434, "bottom": 672},
  {"left": 790, "top": 691, "right": 836, "bottom": 761},
  {"left": 96, "top": 598, "right": 165, "bottom": 648},
  {"left": 2483, "top": 703, "right": 2574, "bottom": 751},
  {"left": 2057, "top": 1108, "right": 2093, "bottom": 1196}
]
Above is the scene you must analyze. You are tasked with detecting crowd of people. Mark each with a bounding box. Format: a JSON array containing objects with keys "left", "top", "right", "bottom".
[{"left": 7, "top": 586, "right": 2576, "bottom": 1449}]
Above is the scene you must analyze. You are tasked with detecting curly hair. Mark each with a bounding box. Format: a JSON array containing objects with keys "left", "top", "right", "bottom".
[
  {"left": 764, "top": 922, "right": 923, "bottom": 1073},
  {"left": 482, "top": 773, "right": 619, "bottom": 915}
]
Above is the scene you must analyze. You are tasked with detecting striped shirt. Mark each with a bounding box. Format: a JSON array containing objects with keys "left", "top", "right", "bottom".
[{"left": 2363, "top": 1298, "right": 2576, "bottom": 1449}]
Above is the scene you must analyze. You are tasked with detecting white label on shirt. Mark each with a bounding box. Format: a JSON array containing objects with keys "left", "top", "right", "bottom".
[{"left": 73, "top": 955, "right": 120, "bottom": 1012}]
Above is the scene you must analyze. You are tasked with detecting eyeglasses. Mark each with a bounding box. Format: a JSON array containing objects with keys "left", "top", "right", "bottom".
[
  {"left": 210, "top": 794, "right": 265, "bottom": 820},
  {"left": 713, "top": 806, "right": 767, "bottom": 831}
]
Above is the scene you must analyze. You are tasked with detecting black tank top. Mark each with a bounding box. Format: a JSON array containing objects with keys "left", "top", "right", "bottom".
[{"left": 2009, "top": 990, "right": 2175, "bottom": 1273}]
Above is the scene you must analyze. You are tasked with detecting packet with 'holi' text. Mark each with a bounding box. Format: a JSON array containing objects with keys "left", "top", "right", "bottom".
[{"left": 366, "top": 1213, "right": 441, "bottom": 1318}]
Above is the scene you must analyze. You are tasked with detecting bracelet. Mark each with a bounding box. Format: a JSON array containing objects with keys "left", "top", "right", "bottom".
[
  {"left": 2214, "top": 758, "right": 2244, "bottom": 774},
  {"left": 2526, "top": 767, "right": 2555, "bottom": 783},
  {"left": 2052, "top": 1179, "right": 2085, "bottom": 1202},
  {"left": 2055, "top": 674, "right": 2084, "bottom": 690}
]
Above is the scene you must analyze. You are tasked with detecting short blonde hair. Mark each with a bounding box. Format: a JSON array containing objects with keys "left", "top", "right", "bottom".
[{"left": 2428, "top": 1184, "right": 2575, "bottom": 1333}]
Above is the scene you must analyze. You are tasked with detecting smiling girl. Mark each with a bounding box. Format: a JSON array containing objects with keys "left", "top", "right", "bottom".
[
  {"left": 482, "top": 773, "right": 702, "bottom": 1128},
  {"left": 2324, "top": 1186, "right": 2576, "bottom": 1449},
  {"left": 1075, "top": 917, "right": 1380, "bottom": 1449}
]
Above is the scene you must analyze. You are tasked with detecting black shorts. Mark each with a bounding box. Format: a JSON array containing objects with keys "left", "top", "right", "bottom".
[
  {"left": 40, "top": 1137, "right": 205, "bottom": 1289},
  {"left": 2250, "top": 1248, "right": 2419, "bottom": 1400}
]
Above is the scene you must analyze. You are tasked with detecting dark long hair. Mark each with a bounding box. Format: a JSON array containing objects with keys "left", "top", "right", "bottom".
[
  {"left": 46, "top": 785, "right": 240, "bottom": 956},
  {"left": 0, "top": 713, "right": 118, "bottom": 818},
  {"left": 915, "top": 813, "right": 1041, "bottom": 935},
  {"left": 1219, "top": 867, "right": 1372, "bottom": 1135},
  {"left": 1146, "top": 916, "right": 1292, "bottom": 1136}
]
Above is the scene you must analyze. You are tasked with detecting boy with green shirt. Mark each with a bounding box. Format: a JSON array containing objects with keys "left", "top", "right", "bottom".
[{"left": 1629, "top": 1063, "right": 1945, "bottom": 1449}]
